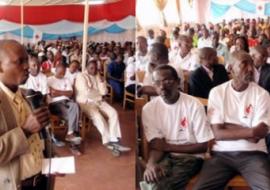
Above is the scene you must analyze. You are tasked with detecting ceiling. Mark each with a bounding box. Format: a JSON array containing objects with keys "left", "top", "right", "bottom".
[{"left": 0, "top": 0, "right": 120, "bottom": 6}]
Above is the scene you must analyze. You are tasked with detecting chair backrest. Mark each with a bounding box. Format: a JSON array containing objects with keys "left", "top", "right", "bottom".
[
  {"left": 136, "top": 70, "right": 145, "bottom": 83},
  {"left": 135, "top": 96, "right": 149, "bottom": 161},
  {"left": 194, "top": 97, "right": 208, "bottom": 107},
  {"left": 183, "top": 71, "right": 189, "bottom": 93}
]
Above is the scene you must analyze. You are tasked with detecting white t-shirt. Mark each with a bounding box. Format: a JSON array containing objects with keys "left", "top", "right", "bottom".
[
  {"left": 21, "top": 72, "right": 48, "bottom": 95},
  {"left": 197, "top": 37, "right": 212, "bottom": 48},
  {"left": 125, "top": 59, "right": 136, "bottom": 87},
  {"left": 170, "top": 51, "right": 199, "bottom": 71},
  {"left": 142, "top": 93, "right": 214, "bottom": 157},
  {"left": 208, "top": 81, "right": 270, "bottom": 152},
  {"left": 65, "top": 69, "right": 80, "bottom": 86},
  {"left": 47, "top": 76, "right": 73, "bottom": 103},
  {"left": 135, "top": 52, "right": 149, "bottom": 71}
]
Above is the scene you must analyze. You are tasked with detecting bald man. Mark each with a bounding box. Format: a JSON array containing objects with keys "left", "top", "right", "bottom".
[
  {"left": 0, "top": 40, "right": 51, "bottom": 190},
  {"left": 136, "top": 36, "right": 149, "bottom": 71}
]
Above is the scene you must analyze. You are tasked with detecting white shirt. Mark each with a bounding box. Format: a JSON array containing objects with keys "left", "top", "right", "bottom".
[
  {"left": 65, "top": 69, "right": 80, "bottom": 86},
  {"left": 208, "top": 81, "right": 270, "bottom": 152},
  {"left": 20, "top": 72, "right": 48, "bottom": 95},
  {"left": 47, "top": 76, "right": 73, "bottom": 103},
  {"left": 142, "top": 93, "right": 214, "bottom": 157},
  {"left": 197, "top": 37, "right": 212, "bottom": 48},
  {"left": 135, "top": 52, "right": 149, "bottom": 71},
  {"left": 170, "top": 51, "right": 199, "bottom": 71},
  {"left": 125, "top": 58, "right": 136, "bottom": 87},
  {"left": 147, "top": 38, "right": 155, "bottom": 50}
]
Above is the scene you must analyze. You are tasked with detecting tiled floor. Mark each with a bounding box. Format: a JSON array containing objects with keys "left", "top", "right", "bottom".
[{"left": 53, "top": 103, "right": 136, "bottom": 190}]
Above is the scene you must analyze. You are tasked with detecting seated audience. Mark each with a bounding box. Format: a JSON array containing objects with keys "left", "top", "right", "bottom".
[{"left": 140, "top": 65, "right": 214, "bottom": 190}]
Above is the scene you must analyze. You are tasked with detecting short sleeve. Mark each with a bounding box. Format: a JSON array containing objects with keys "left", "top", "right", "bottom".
[
  {"left": 142, "top": 103, "right": 163, "bottom": 142},
  {"left": 207, "top": 88, "right": 224, "bottom": 124},
  {"left": 252, "top": 91, "right": 270, "bottom": 127},
  {"left": 192, "top": 101, "right": 214, "bottom": 143}
]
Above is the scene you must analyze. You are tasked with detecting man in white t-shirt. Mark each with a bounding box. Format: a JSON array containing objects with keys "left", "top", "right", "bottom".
[
  {"left": 136, "top": 36, "right": 149, "bottom": 72},
  {"left": 194, "top": 51, "right": 270, "bottom": 190},
  {"left": 197, "top": 28, "right": 212, "bottom": 48},
  {"left": 20, "top": 53, "right": 48, "bottom": 95},
  {"left": 47, "top": 63, "right": 82, "bottom": 153},
  {"left": 125, "top": 55, "right": 136, "bottom": 94},
  {"left": 140, "top": 65, "right": 214, "bottom": 190},
  {"left": 170, "top": 35, "right": 199, "bottom": 72},
  {"left": 65, "top": 59, "right": 80, "bottom": 86},
  {"left": 138, "top": 43, "right": 184, "bottom": 97}
]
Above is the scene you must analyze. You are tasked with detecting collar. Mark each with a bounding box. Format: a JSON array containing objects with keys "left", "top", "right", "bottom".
[{"left": 0, "top": 81, "right": 17, "bottom": 101}]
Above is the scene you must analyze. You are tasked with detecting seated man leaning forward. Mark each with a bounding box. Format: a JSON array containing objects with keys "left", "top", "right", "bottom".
[
  {"left": 75, "top": 60, "right": 130, "bottom": 152},
  {"left": 193, "top": 50, "right": 270, "bottom": 190},
  {"left": 140, "top": 65, "right": 214, "bottom": 190}
]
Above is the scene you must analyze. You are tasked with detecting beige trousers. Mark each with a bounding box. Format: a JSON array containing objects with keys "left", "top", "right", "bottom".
[{"left": 80, "top": 101, "right": 122, "bottom": 144}]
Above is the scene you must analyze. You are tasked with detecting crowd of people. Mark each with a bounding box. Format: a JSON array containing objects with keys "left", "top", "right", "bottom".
[
  {"left": 137, "top": 17, "right": 270, "bottom": 190},
  {"left": 21, "top": 38, "right": 136, "bottom": 154}
]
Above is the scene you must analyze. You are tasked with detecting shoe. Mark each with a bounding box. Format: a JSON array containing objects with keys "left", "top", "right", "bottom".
[
  {"left": 65, "top": 134, "right": 82, "bottom": 144},
  {"left": 51, "top": 136, "right": 65, "bottom": 147},
  {"left": 111, "top": 142, "right": 131, "bottom": 152},
  {"left": 105, "top": 142, "right": 114, "bottom": 150},
  {"left": 70, "top": 145, "right": 82, "bottom": 156}
]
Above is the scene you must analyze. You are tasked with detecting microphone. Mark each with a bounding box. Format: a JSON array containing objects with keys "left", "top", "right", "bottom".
[{"left": 24, "top": 89, "right": 48, "bottom": 139}]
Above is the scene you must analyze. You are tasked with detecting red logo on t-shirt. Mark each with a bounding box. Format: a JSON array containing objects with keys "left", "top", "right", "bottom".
[
  {"left": 180, "top": 117, "right": 188, "bottom": 128},
  {"left": 244, "top": 104, "right": 253, "bottom": 118}
]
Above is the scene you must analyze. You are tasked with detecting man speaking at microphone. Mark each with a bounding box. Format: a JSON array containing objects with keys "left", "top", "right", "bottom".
[{"left": 0, "top": 40, "right": 50, "bottom": 190}]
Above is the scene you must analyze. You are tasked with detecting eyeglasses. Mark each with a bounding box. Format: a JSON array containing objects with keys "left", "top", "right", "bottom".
[{"left": 153, "top": 79, "right": 175, "bottom": 86}]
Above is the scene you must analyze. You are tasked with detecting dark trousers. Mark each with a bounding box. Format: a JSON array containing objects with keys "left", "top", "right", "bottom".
[
  {"left": 193, "top": 151, "right": 270, "bottom": 190},
  {"left": 21, "top": 175, "right": 51, "bottom": 190},
  {"left": 153, "top": 155, "right": 203, "bottom": 190},
  {"left": 49, "top": 100, "right": 80, "bottom": 134},
  {"left": 125, "top": 84, "right": 136, "bottom": 95}
]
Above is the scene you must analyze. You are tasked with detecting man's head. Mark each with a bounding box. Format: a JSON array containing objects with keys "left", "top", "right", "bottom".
[
  {"left": 29, "top": 53, "right": 41, "bottom": 77},
  {"left": 55, "top": 62, "right": 66, "bottom": 79},
  {"left": 178, "top": 35, "right": 193, "bottom": 56},
  {"left": 234, "top": 36, "right": 249, "bottom": 52},
  {"left": 211, "top": 31, "right": 220, "bottom": 48},
  {"left": 199, "top": 47, "right": 217, "bottom": 68},
  {"left": 46, "top": 50, "right": 54, "bottom": 61},
  {"left": 0, "top": 40, "right": 29, "bottom": 90},
  {"left": 228, "top": 50, "right": 254, "bottom": 86},
  {"left": 69, "top": 60, "right": 80, "bottom": 74},
  {"left": 147, "top": 29, "right": 155, "bottom": 39},
  {"left": 86, "top": 60, "right": 98, "bottom": 76},
  {"left": 250, "top": 46, "right": 267, "bottom": 69},
  {"left": 136, "top": 36, "right": 148, "bottom": 54},
  {"left": 202, "top": 28, "right": 209, "bottom": 38},
  {"left": 152, "top": 65, "right": 180, "bottom": 104},
  {"left": 148, "top": 43, "right": 168, "bottom": 72}
]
